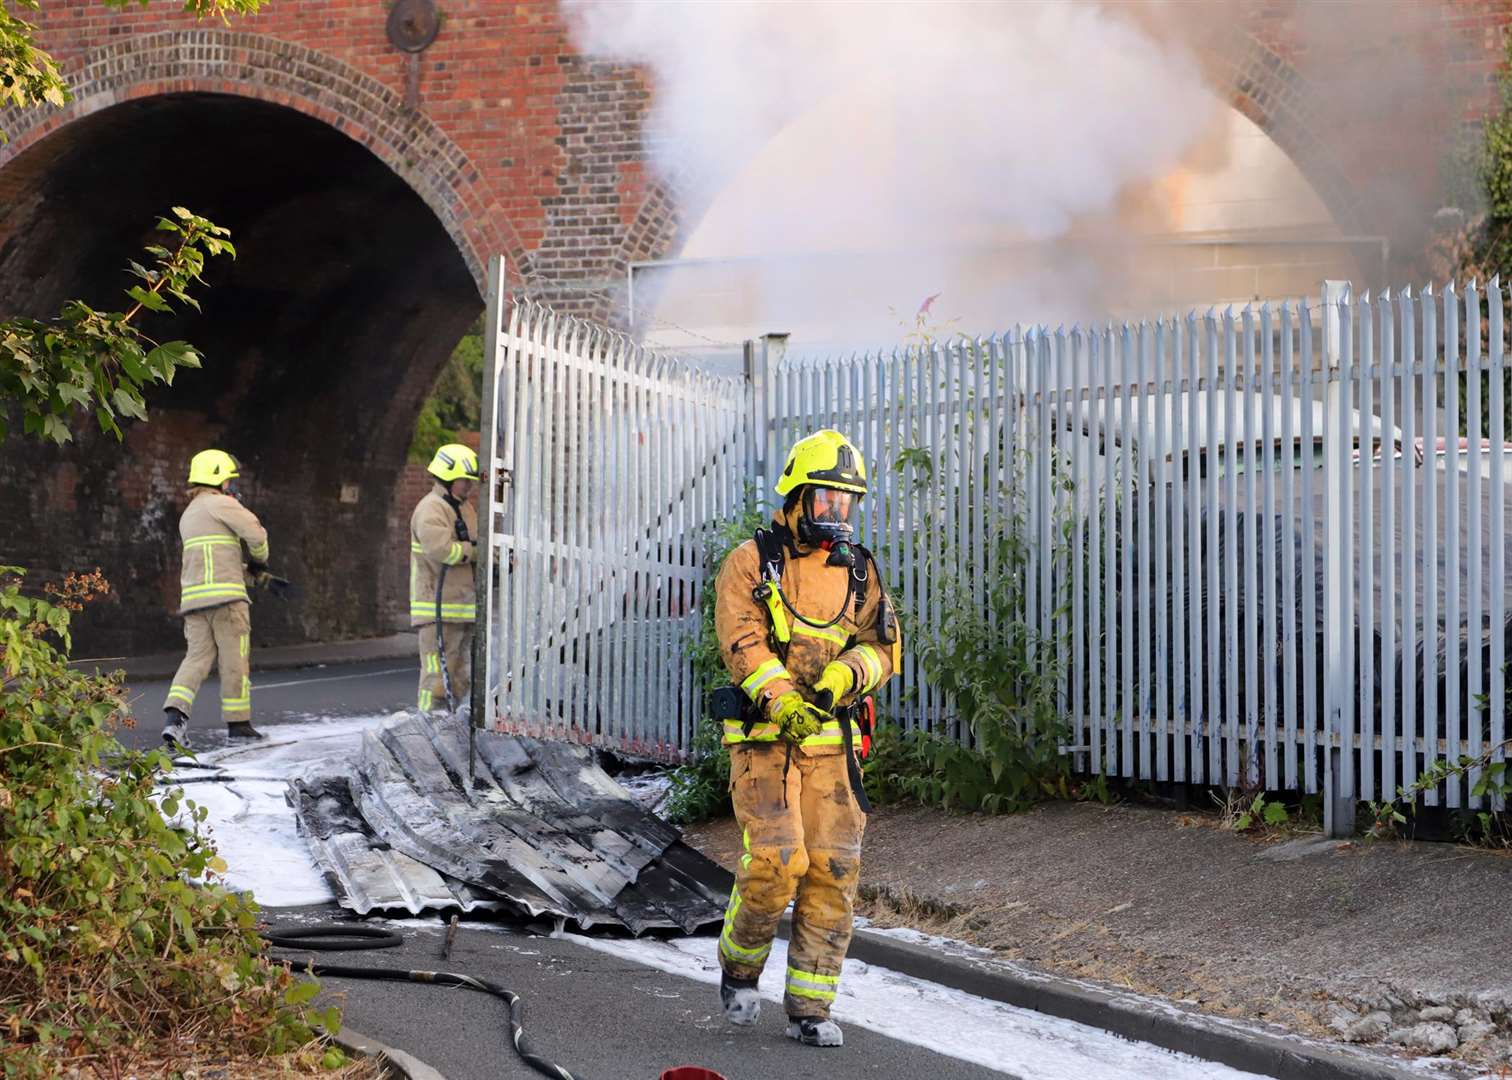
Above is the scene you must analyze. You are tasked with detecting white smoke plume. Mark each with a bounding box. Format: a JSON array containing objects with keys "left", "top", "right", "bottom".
[{"left": 566, "top": 0, "right": 1221, "bottom": 343}]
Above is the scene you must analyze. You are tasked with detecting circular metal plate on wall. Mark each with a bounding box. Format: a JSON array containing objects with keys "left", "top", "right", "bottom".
[{"left": 387, "top": 0, "right": 440, "bottom": 53}]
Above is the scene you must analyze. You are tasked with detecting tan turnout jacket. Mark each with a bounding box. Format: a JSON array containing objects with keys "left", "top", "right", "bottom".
[
  {"left": 177, "top": 488, "right": 269, "bottom": 613},
  {"left": 713, "top": 505, "right": 898, "bottom": 753},
  {"left": 410, "top": 484, "right": 478, "bottom": 625}
]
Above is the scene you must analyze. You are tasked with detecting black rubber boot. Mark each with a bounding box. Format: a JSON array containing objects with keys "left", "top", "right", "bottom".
[
  {"left": 786, "top": 1017, "right": 844, "bottom": 1047},
  {"left": 225, "top": 720, "right": 264, "bottom": 740},
  {"left": 719, "top": 973, "right": 761, "bottom": 1026},
  {"left": 161, "top": 708, "right": 189, "bottom": 750}
]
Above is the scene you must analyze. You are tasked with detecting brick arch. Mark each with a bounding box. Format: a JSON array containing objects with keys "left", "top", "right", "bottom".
[
  {"left": 0, "top": 28, "right": 530, "bottom": 295},
  {"left": 1196, "top": 28, "right": 1367, "bottom": 235}
]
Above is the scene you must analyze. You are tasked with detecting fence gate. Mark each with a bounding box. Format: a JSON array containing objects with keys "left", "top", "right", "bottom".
[{"left": 472, "top": 258, "right": 752, "bottom": 758}]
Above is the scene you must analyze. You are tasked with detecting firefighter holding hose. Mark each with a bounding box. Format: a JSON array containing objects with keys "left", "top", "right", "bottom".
[{"left": 712, "top": 429, "right": 900, "bottom": 1048}]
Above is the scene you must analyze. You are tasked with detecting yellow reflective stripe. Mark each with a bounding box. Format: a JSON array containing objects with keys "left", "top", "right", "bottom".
[
  {"left": 204, "top": 542, "right": 214, "bottom": 585},
  {"left": 785, "top": 966, "right": 839, "bottom": 1000},
  {"left": 181, "top": 584, "right": 249, "bottom": 600},
  {"left": 740, "top": 827, "right": 752, "bottom": 871},
  {"left": 723, "top": 720, "right": 780, "bottom": 742},
  {"left": 410, "top": 541, "right": 425, "bottom": 553},
  {"left": 239, "top": 633, "right": 249, "bottom": 659},
  {"left": 247, "top": 541, "right": 269, "bottom": 562},
  {"left": 409, "top": 603, "right": 476, "bottom": 617},
  {"left": 719, "top": 887, "right": 771, "bottom": 965},
  {"left": 418, "top": 689, "right": 433, "bottom": 711},
  {"left": 444, "top": 542, "right": 466, "bottom": 566},
  {"left": 852, "top": 644, "right": 884, "bottom": 691},
  {"left": 183, "top": 535, "right": 241, "bottom": 547},
  {"left": 424, "top": 653, "right": 440, "bottom": 674},
  {"left": 799, "top": 719, "right": 852, "bottom": 748},
  {"left": 166, "top": 685, "right": 196, "bottom": 705},
  {"left": 740, "top": 659, "right": 788, "bottom": 701},
  {"left": 793, "top": 622, "right": 848, "bottom": 648}
]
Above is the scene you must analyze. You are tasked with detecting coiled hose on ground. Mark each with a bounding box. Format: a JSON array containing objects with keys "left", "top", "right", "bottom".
[{"left": 261, "top": 923, "right": 584, "bottom": 1080}]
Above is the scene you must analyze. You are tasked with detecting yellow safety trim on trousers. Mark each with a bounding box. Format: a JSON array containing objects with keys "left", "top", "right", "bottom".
[
  {"left": 793, "top": 621, "right": 849, "bottom": 648},
  {"left": 418, "top": 689, "right": 434, "bottom": 711},
  {"left": 720, "top": 887, "right": 771, "bottom": 965},
  {"left": 409, "top": 603, "right": 476, "bottom": 619},
  {"left": 740, "top": 659, "right": 788, "bottom": 701},
  {"left": 248, "top": 540, "right": 269, "bottom": 563},
  {"left": 425, "top": 653, "right": 440, "bottom": 675},
  {"left": 852, "top": 643, "right": 884, "bottom": 692},
  {"left": 239, "top": 633, "right": 249, "bottom": 659},
  {"left": 166, "top": 685, "right": 196, "bottom": 705},
  {"left": 761, "top": 586, "right": 791, "bottom": 644},
  {"left": 785, "top": 966, "right": 839, "bottom": 1001},
  {"left": 444, "top": 541, "right": 466, "bottom": 566},
  {"left": 740, "top": 827, "right": 753, "bottom": 871},
  {"left": 722, "top": 720, "right": 780, "bottom": 742}
]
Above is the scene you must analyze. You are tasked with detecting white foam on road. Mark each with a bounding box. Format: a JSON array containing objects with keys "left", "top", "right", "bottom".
[
  {"left": 552, "top": 930, "right": 1274, "bottom": 1080},
  {"left": 154, "top": 713, "right": 1431, "bottom": 1079},
  {"left": 156, "top": 712, "right": 395, "bottom": 907}
]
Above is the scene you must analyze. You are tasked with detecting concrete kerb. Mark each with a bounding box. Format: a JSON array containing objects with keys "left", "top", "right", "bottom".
[
  {"left": 779, "top": 916, "right": 1428, "bottom": 1080},
  {"left": 332, "top": 1026, "right": 448, "bottom": 1080}
]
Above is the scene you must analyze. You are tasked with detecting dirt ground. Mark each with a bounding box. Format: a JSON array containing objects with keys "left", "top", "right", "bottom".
[{"left": 681, "top": 799, "right": 1512, "bottom": 1071}]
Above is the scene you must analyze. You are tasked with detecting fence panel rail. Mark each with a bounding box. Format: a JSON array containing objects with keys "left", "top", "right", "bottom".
[{"left": 477, "top": 260, "right": 1511, "bottom": 814}]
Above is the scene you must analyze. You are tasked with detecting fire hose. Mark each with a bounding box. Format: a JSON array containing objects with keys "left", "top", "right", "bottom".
[{"left": 260, "top": 923, "right": 584, "bottom": 1080}]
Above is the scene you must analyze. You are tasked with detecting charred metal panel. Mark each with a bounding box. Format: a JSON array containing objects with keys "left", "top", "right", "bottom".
[{"left": 289, "top": 713, "right": 729, "bottom": 933}]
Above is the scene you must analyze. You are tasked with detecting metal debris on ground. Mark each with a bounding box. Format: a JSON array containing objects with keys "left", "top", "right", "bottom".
[{"left": 287, "top": 711, "right": 730, "bottom": 933}]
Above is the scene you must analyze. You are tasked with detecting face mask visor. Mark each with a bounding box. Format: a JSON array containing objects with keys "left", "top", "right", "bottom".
[{"left": 801, "top": 486, "right": 858, "bottom": 545}]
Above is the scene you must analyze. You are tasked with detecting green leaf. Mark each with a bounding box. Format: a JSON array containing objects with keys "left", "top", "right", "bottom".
[
  {"left": 1262, "top": 800, "right": 1290, "bottom": 827},
  {"left": 285, "top": 979, "right": 321, "bottom": 1006}
]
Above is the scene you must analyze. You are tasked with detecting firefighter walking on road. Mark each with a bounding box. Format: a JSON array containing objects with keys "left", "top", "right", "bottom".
[
  {"left": 410, "top": 443, "right": 480, "bottom": 714},
  {"left": 161, "top": 449, "right": 271, "bottom": 748},
  {"left": 712, "top": 429, "right": 900, "bottom": 1048}
]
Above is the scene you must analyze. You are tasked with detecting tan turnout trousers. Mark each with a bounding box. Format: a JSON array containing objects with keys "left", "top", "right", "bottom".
[
  {"left": 417, "top": 621, "right": 474, "bottom": 714},
  {"left": 163, "top": 600, "right": 252, "bottom": 723},
  {"left": 720, "top": 742, "right": 865, "bottom": 1019}
]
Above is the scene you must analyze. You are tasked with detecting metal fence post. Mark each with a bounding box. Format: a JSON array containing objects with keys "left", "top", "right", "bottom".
[
  {"left": 1322, "top": 280, "right": 1355, "bottom": 838},
  {"left": 747, "top": 332, "right": 786, "bottom": 492},
  {"left": 472, "top": 255, "right": 507, "bottom": 770}
]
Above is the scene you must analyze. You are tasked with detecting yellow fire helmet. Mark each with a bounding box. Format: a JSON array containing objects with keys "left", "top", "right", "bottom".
[
  {"left": 187, "top": 448, "right": 240, "bottom": 487},
  {"left": 774, "top": 429, "right": 868, "bottom": 497},
  {"left": 427, "top": 443, "right": 480, "bottom": 484}
]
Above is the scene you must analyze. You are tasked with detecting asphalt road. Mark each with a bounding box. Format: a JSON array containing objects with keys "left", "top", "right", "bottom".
[
  {"left": 118, "top": 657, "right": 416, "bottom": 752},
  {"left": 266, "top": 905, "right": 1013, "bottom": 1080}
]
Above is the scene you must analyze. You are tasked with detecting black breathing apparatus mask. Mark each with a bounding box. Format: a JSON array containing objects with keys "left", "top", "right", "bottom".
[{"left": 796, "top": 486, "right": 859, "bottom": 566}]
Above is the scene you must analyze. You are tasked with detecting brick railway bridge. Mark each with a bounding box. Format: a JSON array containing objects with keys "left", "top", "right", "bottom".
[{"left": 1, "top": 0, "right": 1508, "bottom": 654}]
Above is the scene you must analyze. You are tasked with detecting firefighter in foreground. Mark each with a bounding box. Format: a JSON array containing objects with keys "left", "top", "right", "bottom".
[
  {"left": 713, "top": 429, "right": 899, "bottom": 1048},
  {"left": 161, "top": 449, "right": 271, "bottom": 748},
  {"left": 410, "top": 443, "right": 480, "bottom": 713}
]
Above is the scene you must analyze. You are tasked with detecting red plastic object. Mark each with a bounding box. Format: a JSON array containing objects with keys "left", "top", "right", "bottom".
[{"left": 660, "top": 1068, "right": 727, "bottom": 1080}]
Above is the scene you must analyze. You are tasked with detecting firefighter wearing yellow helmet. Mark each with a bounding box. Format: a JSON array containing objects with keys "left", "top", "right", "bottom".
[
  {"left": 161, "top": 449, "right": 271, "bottom": 748},
  {"left": 711, "top": 428, "right": 900, "bottom": 1048},
  {"left": 410, "top": 443, "right": 480, "bottom": 713}
]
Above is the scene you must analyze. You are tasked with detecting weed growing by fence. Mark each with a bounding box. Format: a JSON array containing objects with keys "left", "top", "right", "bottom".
[
  {"left": 1363, "top": 737, "right": 1512, "bottom": 846},
  {"left": 664, "top": 501, "right": 765, "bottom": 824},
  {"left": 0, "top": 568, "right": 340, "bottom": 1076}
]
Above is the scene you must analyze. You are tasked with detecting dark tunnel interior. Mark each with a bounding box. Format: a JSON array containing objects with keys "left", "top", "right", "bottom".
[{"left": 0, "top": 92, "right": 483, "bottom": 654}]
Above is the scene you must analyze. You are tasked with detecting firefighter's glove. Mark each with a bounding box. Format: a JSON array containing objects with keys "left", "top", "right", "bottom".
[
  {"left": 812, "top": 661, "right": 855, "bottom": 714},
  {"left": 770, "top": 691, "right": 824, "bottom": 744}
]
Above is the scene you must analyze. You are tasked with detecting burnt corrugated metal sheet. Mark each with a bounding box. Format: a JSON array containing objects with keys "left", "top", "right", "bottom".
[{"left": 287, "top": 712, "right": 730, "bottom": 932}]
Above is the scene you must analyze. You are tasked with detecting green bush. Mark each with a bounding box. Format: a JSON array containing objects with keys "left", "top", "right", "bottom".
[
  {"left": 0, "top": 568, "right": 334, "bottom": 1076},
  {"left": 663, "top": 500, "right": 764, "bottom": 824},
  {"left": 409, "top": 315, "right": 483, "bottom": 464}
]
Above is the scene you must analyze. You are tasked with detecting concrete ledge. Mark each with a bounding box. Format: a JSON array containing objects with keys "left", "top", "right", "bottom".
[
  {"left": 105, "top": 632, "right": 417, "bottom": 681},
  {"left": 779, "top": 915, "right": 1422, "bottom": 1080},
  {"left": 334, "top": 1026, "right": 448, "bottom": 1080}
]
